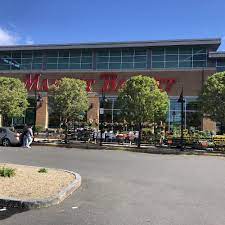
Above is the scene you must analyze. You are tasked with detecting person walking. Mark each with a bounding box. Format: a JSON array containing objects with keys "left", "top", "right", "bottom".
[
  {"left": 21, "top": 124, "right": 28, "bottom": 147},
  {"left": 25, "top": 125, "right": 34, "bottom": 148}
]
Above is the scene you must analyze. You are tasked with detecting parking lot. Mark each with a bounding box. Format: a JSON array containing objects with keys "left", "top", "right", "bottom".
[{"left": 0, "top": 146, "right": 225, "bottom": 225}]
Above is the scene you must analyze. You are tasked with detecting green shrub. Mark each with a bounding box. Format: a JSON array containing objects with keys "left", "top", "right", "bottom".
[
  {"left": 38, "top": 168, "right": 48, "bottom": 173},
  {"left": 34, "top": 126, "right": 44, "bottom": 134},
  {"left": 0, "top": 167, "right": 16, "bottom": 177}
]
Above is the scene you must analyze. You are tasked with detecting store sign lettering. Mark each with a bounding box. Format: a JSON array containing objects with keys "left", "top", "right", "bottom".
[
  {"left": 24, "top": 74, "right": 176, "bottom": 93},
  {"left": 100, "top": 73, "right": 126, "bottom": 92}
]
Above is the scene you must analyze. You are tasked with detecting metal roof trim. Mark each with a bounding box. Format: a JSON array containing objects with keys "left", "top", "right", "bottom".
[{"left": 0, "top": 38, "right": 221, "bottom": 51}]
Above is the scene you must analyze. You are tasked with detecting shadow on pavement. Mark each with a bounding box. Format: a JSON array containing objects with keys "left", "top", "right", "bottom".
[{"left": 0, "top": 207, "right": 29, "bottom": 220}]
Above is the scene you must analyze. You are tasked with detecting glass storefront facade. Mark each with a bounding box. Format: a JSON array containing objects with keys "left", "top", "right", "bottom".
[
  {"left": 99, "top": 97, "right": 121, "bottom": 124},
  {"left": 0, "top": 38, "right": 223, "bottom": 129},
  {"left": 0, "top": 46, "right": 211, "bottom": 71},
  {"left": 168, "top": 97, "right": 201, "bottom": 131},
  {"left": 98, "top": 96, "right": 201, "bottom": 131},
  {"left": 5, "top": 96, "right": 35, "bottom": 126}
]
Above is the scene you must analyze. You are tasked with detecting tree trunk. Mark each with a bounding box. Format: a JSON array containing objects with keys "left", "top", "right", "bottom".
[
  {"left": 137, "top": 123, "right": 142, "bottom": 148},
  {"left": 2, "top": 114, "right": 9, "bottom": 127},
  {"left": 154, "top": 123, "right": 157, "bottom": 146},
  {"left": 64, "top": 121, "right": 68, "bottom": 144}
]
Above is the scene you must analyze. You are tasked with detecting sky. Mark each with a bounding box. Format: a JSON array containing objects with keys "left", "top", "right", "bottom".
[{"left": 0, "top": 0, "right": 224, "bottom": 50}]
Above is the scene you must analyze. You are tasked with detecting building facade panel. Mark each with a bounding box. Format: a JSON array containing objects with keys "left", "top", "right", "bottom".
[
  {"left": 0, "top": 38, "right": 223, "bottom": 131},
  {"left": 0, "top": 69, "right": 216, "bottom": 95}
]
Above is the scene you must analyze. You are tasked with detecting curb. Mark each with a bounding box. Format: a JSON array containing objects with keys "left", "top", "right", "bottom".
[
  {"left": 33, "top": 142, "right": 106, "bottom": 149},
  {"left": 0, "top": 170, "right": 81, "bottom": 209},
  {"left": 32, "top": 142, "right": 225, "bottom": 157}
]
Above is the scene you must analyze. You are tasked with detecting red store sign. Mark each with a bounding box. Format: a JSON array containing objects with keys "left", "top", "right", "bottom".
[{"left": 24, "top": 73, "right": 176, "bottom": 93}]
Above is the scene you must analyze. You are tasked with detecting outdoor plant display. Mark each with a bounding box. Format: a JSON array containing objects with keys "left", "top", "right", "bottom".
[
  {"left": 166, "top": 129, "right": 215, "bottom": 149},
  {"left": 212, "top": 135, "right": 225, "bottom": 151},
  {"left": 142, "top": 128, "right": 155, "bottom": 144}
]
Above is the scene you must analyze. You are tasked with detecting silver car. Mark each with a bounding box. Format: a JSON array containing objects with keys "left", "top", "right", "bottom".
[{"left": 0, "top": 127, "right": 21, "bottom": 146}]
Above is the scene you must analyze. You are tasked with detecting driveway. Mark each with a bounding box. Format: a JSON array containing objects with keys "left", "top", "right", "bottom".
[{"left": 0, "top": 146, "right": 225, "bottom": 225}]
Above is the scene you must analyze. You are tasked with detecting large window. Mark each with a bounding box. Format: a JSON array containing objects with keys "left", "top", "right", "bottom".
[
  {"left": 98, "top": 96, "right": 202, "bottom": 131},
  {"left": 216, "top": 58, "right": 225, "bottom": 72},
  {"left": 168, "top": 97, "right": 201, "bottom": 131},
  {"left": 0, "top": 46, "right": 210, "bottom": 71},
  {"left": 152, "top": 47, "right": 207, "bottom": 69},
  {"left": 99, "top": 97, "right": 123, "bottom": 124},
  {"left": 44, "top": 49, "right": 93, "bottom": 70},
  {"left": 0, "top": 49, "right": 93, "bottom": 71},
  {"left": 96, "top": 48, "right": 147, "bottom": 70}
]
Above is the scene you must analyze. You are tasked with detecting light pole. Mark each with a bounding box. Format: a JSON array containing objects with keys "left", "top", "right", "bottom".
[
  {"left": 33, "top": 90, "right": 37, "bottom": 131},
  {"left": 33, "top": 91, "right": 43, "bottom": 132},
  {"left": 99, "top": 90, "right": 106, "bottom": 146},
  {"left": 177, "top": 88, "right": 185, "bottom": 150},
  {"left": 172, "top": 109, "right": 176, "bottom": 132}
]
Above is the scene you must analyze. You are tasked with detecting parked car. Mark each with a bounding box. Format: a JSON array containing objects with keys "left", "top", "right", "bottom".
[
  {"left": 13, "top": 124, "right": 25, "bottom": 134},
  {"left": 0, "top": 127, "right": 21, "bottom": 146}
]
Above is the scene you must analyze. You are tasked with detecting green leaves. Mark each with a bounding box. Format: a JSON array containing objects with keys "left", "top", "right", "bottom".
[
  {"left": 117, "top": 75, "right": 169, "bottom": 125},
  {"left": 50, "top": 78, "right": 89, "bottom": 123},
  {"left": 200, "top": 71, "right": 225, "bottom": 124},
  {"left": 38, "top": 168, "right": 48, "bottom": 173},
  {"left": 0, "top": 167, "right": 16, "bottom": 178},
  {"left": 0, "top": 77, "right": 28, "bottom": 118}
]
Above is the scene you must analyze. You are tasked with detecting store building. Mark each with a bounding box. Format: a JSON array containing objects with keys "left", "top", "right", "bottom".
[{"left": 0, "top": 38, "right": 224, "bottom": 130}]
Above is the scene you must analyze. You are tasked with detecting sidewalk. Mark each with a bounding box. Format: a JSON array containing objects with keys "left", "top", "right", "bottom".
[{"left": 32, "top": 138, "right": 225, "bottom": 157}]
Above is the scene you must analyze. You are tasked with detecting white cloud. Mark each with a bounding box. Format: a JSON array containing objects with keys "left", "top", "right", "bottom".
[
  {"left": 0, "top": 26, "right": 34, "bottom": 46},
  {"left": 0, "top": 27, "right": 18, "bottom": 45}
]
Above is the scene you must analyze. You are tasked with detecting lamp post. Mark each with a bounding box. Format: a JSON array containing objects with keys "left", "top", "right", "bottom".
[
  {"left": 172, "top": 110, "right": 176, "bottom": 132},
  {"left": 33, "top": 90, "right": 37, "bottom": 131},
  {"left": 99, "top": 90, "right": 106, "bottom": 146},
  {"left": 177, "top": 88, "right": 185, "bottom": 150},
  {"left": 33, "top": 91, "right": 43, "bottom": 132}
]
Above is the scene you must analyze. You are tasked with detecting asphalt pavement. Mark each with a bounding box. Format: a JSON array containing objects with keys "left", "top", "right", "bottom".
[{"left": 0, "top": 146, "right": 225, "bottom": 225}]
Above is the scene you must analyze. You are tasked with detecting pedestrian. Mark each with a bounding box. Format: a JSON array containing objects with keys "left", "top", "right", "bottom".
[
  {"left": 93, "top": 128, "right": 97, "bottom": 144},
  {"left": 134, "top": 131, "right": 139, "bottom": 145},
  {"left": 108, "top": 130, "right": 113, "bottom": 142},
  {"left": 21, "top": 124, "right": 28, "bottom": 147},
  {"left": 25, "top": 125, "right": 34, "bottom": 148},
  {"left": 45, "top": 128, "right": 49, "bottom": 141},
  {"left": 128, "top": 131, "right": 135, "bottom": 145}
]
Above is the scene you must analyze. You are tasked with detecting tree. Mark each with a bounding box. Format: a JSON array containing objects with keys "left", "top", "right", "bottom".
[
  {"left": 200, "top": 71, "right": 225, "bottom": 133},
  {"left": 117, "top": 75, "right": 169, "bottom": 147},
  {"left": 0, "top": 77, "right": 28, "bottom": 125},
  {"left": 50, "top": 78, "right": 89, "bottom": 142}
]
